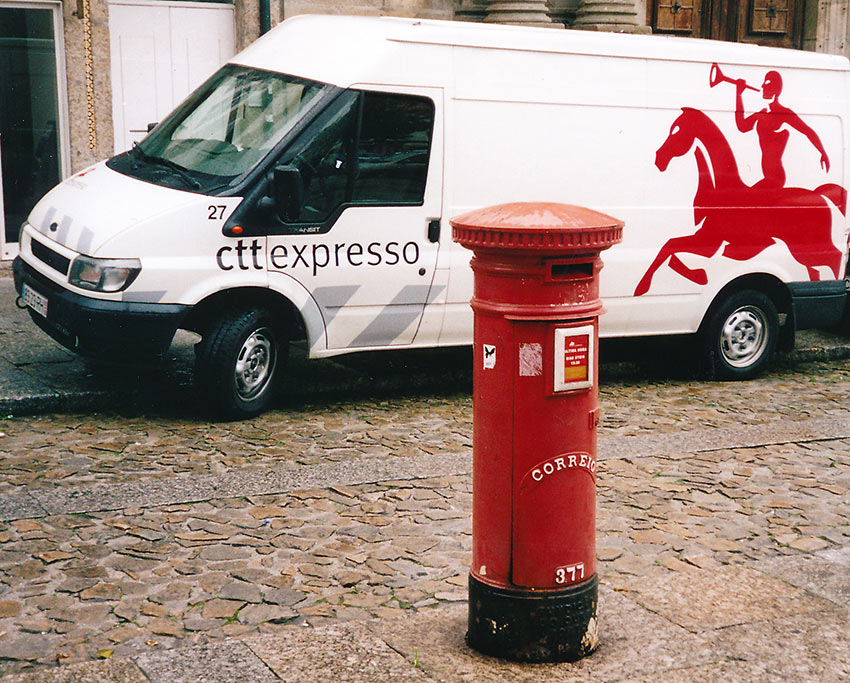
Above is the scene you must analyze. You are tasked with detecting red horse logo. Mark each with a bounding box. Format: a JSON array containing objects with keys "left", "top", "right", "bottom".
[{"left": 634, "top": 64, "right": 847, "bottom": 297}]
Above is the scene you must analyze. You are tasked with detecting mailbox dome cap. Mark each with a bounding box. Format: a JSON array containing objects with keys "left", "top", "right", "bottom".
[{"left": 451, "top": 202, "right": 623, "bottom": 253}]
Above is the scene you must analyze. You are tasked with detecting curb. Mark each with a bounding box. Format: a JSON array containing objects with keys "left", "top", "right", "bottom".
[{"left": 1, "top": 333, "right": 848, "bottom": 418}]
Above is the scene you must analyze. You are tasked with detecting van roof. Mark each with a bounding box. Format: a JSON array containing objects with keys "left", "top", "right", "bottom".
[{"left": 231, "top": 14, "right": 850, "bottom": 89}]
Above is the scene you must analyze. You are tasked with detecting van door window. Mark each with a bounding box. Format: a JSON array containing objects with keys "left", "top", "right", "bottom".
[
  {"left": 291, "top": 94, "right": 358, "bottom": 223},
  {"left": 352, "top": 93, "right": 434, "bottom": 204},
  {"left": 281, "top": 90, "right": 435, "bottom": 225}
]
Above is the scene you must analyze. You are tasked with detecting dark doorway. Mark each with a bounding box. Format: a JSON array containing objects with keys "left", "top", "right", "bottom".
[{"left": 0, "top": 6, "right": 63, "bottom": 252}]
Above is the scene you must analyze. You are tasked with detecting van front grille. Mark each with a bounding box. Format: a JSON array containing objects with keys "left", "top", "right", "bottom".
[{"left": 31, "top": 237, "right": 71, "bottom": 276}]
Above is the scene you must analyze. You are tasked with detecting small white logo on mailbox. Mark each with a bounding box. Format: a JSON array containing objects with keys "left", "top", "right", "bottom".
[{"left": 483, "top": 344, "right": 496, "bottom": 369}]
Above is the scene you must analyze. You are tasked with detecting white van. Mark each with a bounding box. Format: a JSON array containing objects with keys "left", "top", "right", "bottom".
[{"left": 13, "top": 15, "right": 850, "bottom": 418}]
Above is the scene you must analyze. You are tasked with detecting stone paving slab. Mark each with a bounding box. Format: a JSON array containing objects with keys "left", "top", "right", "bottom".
[
  {"left": 245, "top": 622, "right": 431, "bottom": 681},
  {"left": 0, "top": 474, "right": 473, "bottom": 676},
  {"left": 0, "top": 360, "right": 62, "bottom": 406},
  {"left": 623, "top": 663, "right": 760, "bottom": 682},
  {"left": 699, "top": 609, "right": 850, "bottom": 681},
  {"left": 0, "top": 338, "right": 74, "bottom": 368},
  {"left": 370, "top": 586, "right": 722, "bottom": 683},
  {"left": 6, "top": 452, "right": 470, "bottom": 520},
  {"left": 0, "top": 659, "right": 148, "bottom": 683},
  {"left": 618, "top": 564, "right": 834, "bottom": 633},
  {"left": 753, "top": 546, "right": 850, "bottom": 608},
  {"left": 368, "top": 590, "right": 720, "bottom": 683},
  {"left": 134, "top": 640, "right": 279, "bottom": 683},
  {"left": 600, "top": 415, "right": 850, "bottom": 459},
  {"left": 0, "top": 494, "right": 45, "bottom": 522}
]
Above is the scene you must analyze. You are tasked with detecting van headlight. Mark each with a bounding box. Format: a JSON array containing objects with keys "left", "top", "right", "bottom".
[{"left": 69, "top": 256, "right": 142, "bottom": 292}]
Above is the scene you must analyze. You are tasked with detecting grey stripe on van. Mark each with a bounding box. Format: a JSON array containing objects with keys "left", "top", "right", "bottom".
[
  {"left": 40, "top": 207, "right": 58, "bottom": 235},
  {"left": 56, "top": 215, "right": 73, "bottom": 244},
  {"left": 77, "top": 227, "right": 95, "bottom": 254},
  {"left": 312, "top": 285, "right": 360, "bottom": 325},
  {"left": 349, "top": 284, "right": 444, "bottom": 348}
]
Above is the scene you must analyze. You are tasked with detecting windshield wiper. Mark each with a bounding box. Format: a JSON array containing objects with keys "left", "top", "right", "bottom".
[{"left": 130, "top": 145, "right": 203, "bottom": 191}]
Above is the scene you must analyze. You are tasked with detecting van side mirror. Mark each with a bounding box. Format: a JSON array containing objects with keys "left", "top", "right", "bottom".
[
  {"left": 146, "top": 122, "right": 158, "bottom": 133},
  {"left": 272, "top": 164, "right": 304, "bottom": 223}
]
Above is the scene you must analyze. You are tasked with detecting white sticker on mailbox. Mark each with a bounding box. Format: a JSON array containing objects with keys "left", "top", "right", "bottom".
[
  {"left": 483, "top": 344, "right": 496, "bottom": 369},
  {"left": 554, "top": 325, "right": 594, "bottom": 392},
  {"left": 518, "top": 343, "right": 543, "bottom": 377}
]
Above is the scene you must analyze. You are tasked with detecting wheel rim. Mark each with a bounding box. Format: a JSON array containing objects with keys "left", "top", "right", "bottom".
[
  {"left": 719, "top": 305, "right": 768, "bottom": 368},
  {"left": 234, "top": 327, "right": 277, "bottom": 401}
]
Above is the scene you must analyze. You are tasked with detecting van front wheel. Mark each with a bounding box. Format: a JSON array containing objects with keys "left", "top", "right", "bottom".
[
  {"left": 703, "top": 290, "right": 778, "bottom": 380},
  {"left": 195, "top": 308, "right": 286, "bottom": 420}
]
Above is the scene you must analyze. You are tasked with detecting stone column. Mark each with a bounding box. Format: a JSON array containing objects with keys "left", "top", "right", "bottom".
[
  {"left": 571, "top": 0, "right": 650, "bottom": 31},
  {"left": 234, "top": 0, "right": 261, "bottom": 51},
  {"left": 549, "top": 0, "right": 579, "bottom": 26},
  {"left": 455, "top": 0, "right": 489, "bottom": 21},
  {"left": 64, "top": 0, "right": 113, "bottom": 169},
  {"left": 484, "top": 0, "right": 555, "bottom": 26}
]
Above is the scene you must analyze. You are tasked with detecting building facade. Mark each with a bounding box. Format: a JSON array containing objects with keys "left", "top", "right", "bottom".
[{"left": 1, "top": 0, "right": 848, "bottom": 258}]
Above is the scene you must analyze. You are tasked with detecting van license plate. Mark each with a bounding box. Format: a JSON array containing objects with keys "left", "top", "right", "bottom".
[{"left": 22, "top": 284, "right": 48, "bottom": 318}]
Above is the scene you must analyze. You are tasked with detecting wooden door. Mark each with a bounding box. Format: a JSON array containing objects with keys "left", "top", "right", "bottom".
[
  {"left": 649, "top": 0, "right": 803, "bottom": 49},
  {"left": 735, "top": 0, "right": 802, "bottom": 48}
]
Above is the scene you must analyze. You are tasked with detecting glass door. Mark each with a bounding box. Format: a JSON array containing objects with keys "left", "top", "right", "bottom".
[{"left": 0, "top": 2, "right": 68, "bottom": 259}]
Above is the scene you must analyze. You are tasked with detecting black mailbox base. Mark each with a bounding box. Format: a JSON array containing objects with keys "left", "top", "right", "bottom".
[{"left": 466, "top": 574, "right": 598, "bottom": 663}]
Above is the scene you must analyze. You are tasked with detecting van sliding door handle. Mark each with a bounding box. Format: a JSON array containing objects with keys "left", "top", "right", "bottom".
[{"left": 427, "top": 219, "right": 441, "bottom": 243}]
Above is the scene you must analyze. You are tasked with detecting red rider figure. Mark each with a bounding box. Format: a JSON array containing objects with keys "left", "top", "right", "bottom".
[{"left": 735, "top": 71, "right": 830, "bottom": 188}]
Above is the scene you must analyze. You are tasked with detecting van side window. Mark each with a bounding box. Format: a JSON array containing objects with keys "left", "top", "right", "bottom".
[
  {"left": 281, "top": 90, "right": 435, "bottom": 224},
  {"left": 290, "top": 96, "right": 358, "bottom": 223},
  {"left": 352, "top": 92, "right": 434, "bottom": 204}
]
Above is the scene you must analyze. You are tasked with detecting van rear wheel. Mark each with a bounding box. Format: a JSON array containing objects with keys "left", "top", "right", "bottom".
[
  {"left": 194, "top": 308, "right": 286, "bottom": 420},
  {"left": 703, "top": 289, "right": 778, "bottom": 380}
]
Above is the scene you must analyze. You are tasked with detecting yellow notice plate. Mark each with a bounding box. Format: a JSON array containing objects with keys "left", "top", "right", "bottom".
[{"left": 554, "top": 325, "right": 594, "bottom": 392}]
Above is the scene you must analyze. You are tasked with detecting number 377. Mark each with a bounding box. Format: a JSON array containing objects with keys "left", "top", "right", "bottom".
[{"left": 555, "top": 562, "right": 585, "bottom": 585}]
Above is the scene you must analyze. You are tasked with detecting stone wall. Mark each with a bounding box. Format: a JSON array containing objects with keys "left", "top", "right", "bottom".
[
  {"left": 235, "top": 0, "right": 456, "bottom": 51},
  {"left": 283, "top": 0, "right": 456, "bottom": 20},
  {"left": 63, "top": 0, "right": 113, "bottom": 174}
]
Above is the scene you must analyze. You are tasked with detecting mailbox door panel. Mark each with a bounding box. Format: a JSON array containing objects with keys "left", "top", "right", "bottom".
[
  {"left": 470, "top": 312, "right": 514, "bottom": 586},
  {"left": 510, "top": 321, "right": 598, "bottom": 588}
]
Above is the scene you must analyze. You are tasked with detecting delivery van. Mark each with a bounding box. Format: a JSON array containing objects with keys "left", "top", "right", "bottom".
[{"left": 13, "top": 15, "right": 850, "bottom": 418}]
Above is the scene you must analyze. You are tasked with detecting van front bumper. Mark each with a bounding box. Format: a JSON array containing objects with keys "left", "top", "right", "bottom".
[{"left": 13, "top": 257, "right": 190, "bottom": 363}]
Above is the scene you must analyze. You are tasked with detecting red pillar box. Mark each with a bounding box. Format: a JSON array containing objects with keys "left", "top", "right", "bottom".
[{"left": 451, "top": 202, "right": 623, "bottom": 662}]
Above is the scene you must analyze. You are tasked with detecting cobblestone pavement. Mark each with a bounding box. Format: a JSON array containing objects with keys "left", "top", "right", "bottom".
[
  {"left": 0, "top": 357, "right": 848, "bottom": 493},
  {"left": 0, "top": 356, "right": 849, "bottom": 677}
]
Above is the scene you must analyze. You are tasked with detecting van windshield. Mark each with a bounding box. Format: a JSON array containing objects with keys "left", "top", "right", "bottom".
[{"left": 107, "top": 65, "right": 331, "bottom": 194}]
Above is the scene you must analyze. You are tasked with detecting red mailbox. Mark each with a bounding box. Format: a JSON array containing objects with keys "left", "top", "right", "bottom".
[{"left": 451, "top": 202, "right": 622, "bottom": 662}]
